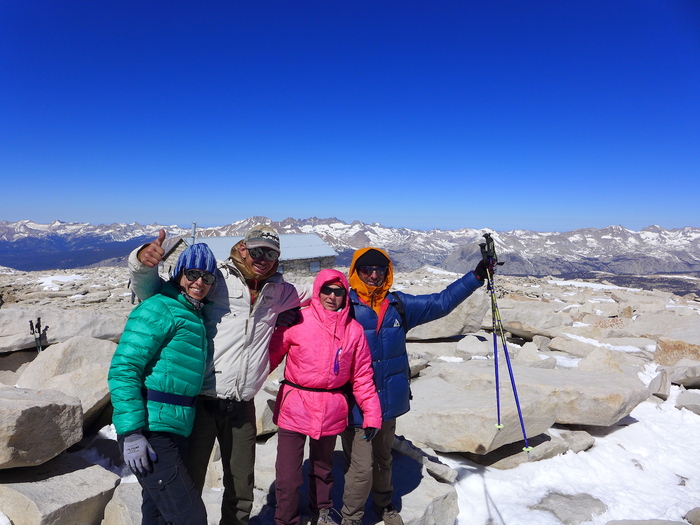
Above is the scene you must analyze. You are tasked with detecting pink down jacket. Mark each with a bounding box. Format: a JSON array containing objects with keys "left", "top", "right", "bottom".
[{"left": 270, "top": 269, "right": 382, "bottom": 439}]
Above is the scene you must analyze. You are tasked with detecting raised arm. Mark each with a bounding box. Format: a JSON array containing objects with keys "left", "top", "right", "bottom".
[
  {"left": 400, "top": 268, "right": 484, "bottom": 330},
  {"left": 129, "top": 229, "right": 167, "bottom": 301}
]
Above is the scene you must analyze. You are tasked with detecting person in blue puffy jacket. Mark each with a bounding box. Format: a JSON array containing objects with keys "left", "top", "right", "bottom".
[{"left": 340, "top": 247, "right": 490, "bottom": 525}]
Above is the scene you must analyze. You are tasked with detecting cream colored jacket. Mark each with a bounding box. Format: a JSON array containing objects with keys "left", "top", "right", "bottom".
[{"left": 128, "top": 250, "right": 312, "bottom": 401}]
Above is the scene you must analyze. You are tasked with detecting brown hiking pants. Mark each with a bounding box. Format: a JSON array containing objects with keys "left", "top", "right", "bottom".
[{"left": 340, "top": 419, "right": 397, "bottom": 521}]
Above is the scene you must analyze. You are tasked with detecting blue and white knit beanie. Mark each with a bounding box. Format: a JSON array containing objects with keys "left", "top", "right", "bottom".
[{"left": 172, "top": 243, "right": 217, "bottom": 279}]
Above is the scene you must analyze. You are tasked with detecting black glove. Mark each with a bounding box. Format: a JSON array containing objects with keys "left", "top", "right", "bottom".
[
  {"left": 363, "top": 427, "right": 379, "bottom": 441},
  {"left": 474, "top": 259, "right": 494, "bottom": 282},
  {"left": 122, "top": 432, "right": 157, "bottom": 476},
  {"left": 276, "top": 307, "right": 301, "bottom": 327}
]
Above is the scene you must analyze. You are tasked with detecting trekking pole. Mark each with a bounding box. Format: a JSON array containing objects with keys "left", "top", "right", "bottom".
[
  {"left": 480, "top": 235, "right": 505, "bottom": 426},
  {"left": 479, "top": 233, "right": 532, "bottom": 458},
  {"left": 29, "top": 317, "right": 43, "bottom": 352}
]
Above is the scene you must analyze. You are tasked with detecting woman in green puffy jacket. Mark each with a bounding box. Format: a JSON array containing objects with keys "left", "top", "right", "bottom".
[{"left": 108, "top": 242, "right": 218, "bottom": 525}]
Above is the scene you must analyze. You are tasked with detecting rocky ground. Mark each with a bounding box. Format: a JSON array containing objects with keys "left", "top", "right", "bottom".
[
  {"left": 0, "top": 265, "right": 699, "bottom": 525},
  {"left": 557, "top": 271, "right": 700, "bottom": 298}
]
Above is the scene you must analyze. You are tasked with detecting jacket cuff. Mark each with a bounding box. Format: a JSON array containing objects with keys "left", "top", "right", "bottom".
[
  {"left": 128, "top": 244, "right": 152, "bottom": 272},
  {"left": 465, "top": 271, "right": 484, "bottom": 287},
  {"left": 119, "top": 428, "right": 144, "bottom": 438},
  {"left": 363, "top": 417, "right": 383, "bottom": 429}
]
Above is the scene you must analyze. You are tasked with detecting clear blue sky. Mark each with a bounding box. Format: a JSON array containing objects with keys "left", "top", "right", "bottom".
[{"left": 2, "top": 1, "right": 698, "bottom": 232}]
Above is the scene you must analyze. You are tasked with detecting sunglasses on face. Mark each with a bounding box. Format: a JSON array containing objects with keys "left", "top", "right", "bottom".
[
  {"left": 320, "top": 285, "right": 346, "bottom": 297},
  {"left": 184, "top": 269, "right": 216, "bottom": 285},
  {"left": 248, "top": 247, "right": 279, "bottom": 261},
  {"left": 358, "top": 266, "right": 388, "bottom": 277}
]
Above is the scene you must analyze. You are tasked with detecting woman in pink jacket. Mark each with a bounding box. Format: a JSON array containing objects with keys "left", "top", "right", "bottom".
[{"left": 270, "top": 269, "right": 382, "bottom": 525}]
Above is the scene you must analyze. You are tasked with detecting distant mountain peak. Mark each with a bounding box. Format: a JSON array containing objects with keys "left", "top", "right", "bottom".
[{"left": 1, "top": 218, "right": 699, "bottom": 275}]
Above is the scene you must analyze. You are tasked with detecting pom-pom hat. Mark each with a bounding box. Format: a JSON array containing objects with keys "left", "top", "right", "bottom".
[{"left": 173, "top": 243, "right": 217, "bottom": 279}]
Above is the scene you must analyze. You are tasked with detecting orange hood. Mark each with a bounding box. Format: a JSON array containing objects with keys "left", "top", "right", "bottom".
[{"left": 349, "top": 247, "right": 393, "bottom": 314}]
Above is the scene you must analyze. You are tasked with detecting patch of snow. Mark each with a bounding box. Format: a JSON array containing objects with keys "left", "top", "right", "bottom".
[
  {"left": 562, "top": 333, "right": 644, "bottom": 353},
  {"left": 552, "top": 355, "right": 581, "bottom": 367},
  {"left": 443, "top": 387, "right": 700, "bottom": 524},
  {"left": 548, "top": 280, "right": 641, "bottom": 292},
  {"left": 37, "top": 274, "right": 85, "bottom": 290}
]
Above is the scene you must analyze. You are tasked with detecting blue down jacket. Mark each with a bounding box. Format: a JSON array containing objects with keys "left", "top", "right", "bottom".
[{"left": 347, "top": 271, "right": 483, "bottom": 426}]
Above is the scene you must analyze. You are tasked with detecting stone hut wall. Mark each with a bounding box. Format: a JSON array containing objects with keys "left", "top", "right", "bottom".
[{"left": 280, "top": 256, "right": 336, "bottom": 275}]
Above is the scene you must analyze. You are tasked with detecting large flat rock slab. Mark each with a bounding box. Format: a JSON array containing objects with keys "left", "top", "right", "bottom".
[
  {"left": 17, "top": 335, "right": 116, "bottom": 428},
  {"left": 397, "top": 373, "right": 555, "bottom": 454},
  {"left": 432, "top": 360, "right": 649, "bottom": 426},
  {"left": 0, "top": 452, "right": 120, "bottom": 525},
  {"left": 0, "top": 386, "right": 83, "bottom": 469},
  {"left": 0, "top": 307, "right": 128, "bottom": 354},
  {"left": 397, "top": 360, "right": 649, "bottom": 454}
]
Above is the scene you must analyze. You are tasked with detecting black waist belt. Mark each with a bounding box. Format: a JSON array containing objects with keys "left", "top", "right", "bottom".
[
  {"left": 281, "top": 379, "right": 347, "bottom": 393},
  {"left": 199, "top": 396, "right": 249, "bottom": 418},
  {"left": 144, "top": 389, "right": 197, "bottom": 408}
]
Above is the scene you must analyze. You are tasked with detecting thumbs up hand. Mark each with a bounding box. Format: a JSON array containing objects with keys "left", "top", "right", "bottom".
[{"left": 138, "top": 229, "right": 166, "bottom": 268}]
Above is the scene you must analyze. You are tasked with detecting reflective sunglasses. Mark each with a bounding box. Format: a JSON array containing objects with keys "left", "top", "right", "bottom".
[
  {"left": 184, "top": 269, "right": 216, "bottom": 285},
  {"left": 320, "top": 285, "right": 346, "bottom": 297},
  {"left": 248, "top": 246, "right": 279, "bottom": 261},
  {"left": 358, "top": 266, "right": 388, "bottom": 277}
]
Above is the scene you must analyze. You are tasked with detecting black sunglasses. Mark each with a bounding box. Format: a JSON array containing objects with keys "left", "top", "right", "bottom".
[
  {"left": 184, "top": 269, "right": 216, "bottom": 285},
  {"left": 358, "top": 266, "right": 387, "bottom": 277},
  {"left": 248, "top": 247, "right": 279, "bottom": 261},
  {"left": 320, "top": 285, "right": 346, "bottom": 297}
]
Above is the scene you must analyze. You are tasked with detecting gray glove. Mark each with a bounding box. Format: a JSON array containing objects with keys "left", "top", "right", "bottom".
[{"left": 122, "top": 432, "right": 157, "bottom": 476}]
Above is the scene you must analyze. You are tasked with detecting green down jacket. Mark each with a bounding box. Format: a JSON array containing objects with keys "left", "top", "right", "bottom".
[{"left": 108, "top": 281, "right": 208, "bottom": 437}]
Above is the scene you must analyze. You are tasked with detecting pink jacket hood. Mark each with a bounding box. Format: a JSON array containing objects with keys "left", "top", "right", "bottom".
[{"left": 306, "top": 268, "right": 352, "bottom": 343}]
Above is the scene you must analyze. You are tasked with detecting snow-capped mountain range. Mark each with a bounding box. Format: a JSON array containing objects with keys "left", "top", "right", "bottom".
[{"left": 2, "top": 218, "right": 700, "bottom": 275}]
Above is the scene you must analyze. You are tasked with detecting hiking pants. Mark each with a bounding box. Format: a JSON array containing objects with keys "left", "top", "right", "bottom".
[
  {"left": 340, "top": 418, "right": 397, "bottom": 521},
  {"left": 186, "top": 397, "right": 257, "bottom": 525},
  {"left": 274, "top": 428, "right": 337, "bottom": 525},
  {"left": 119, "top": 431, "right": 207, "bottom": 525}
]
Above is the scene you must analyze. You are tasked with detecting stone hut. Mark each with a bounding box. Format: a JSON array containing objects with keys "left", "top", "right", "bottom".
[{"left": 162, "top": 234, "right": 337, "bottom": 276}]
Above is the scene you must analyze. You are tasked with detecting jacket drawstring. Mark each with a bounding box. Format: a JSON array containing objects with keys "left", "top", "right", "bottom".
[{"left": 333, "top": 346, "right": 342, "bottom": 374}]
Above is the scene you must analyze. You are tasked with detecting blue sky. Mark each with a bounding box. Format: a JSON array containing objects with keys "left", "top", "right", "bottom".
[{"left": 2, "top": 1, "right": 698, "bottom": 232}]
